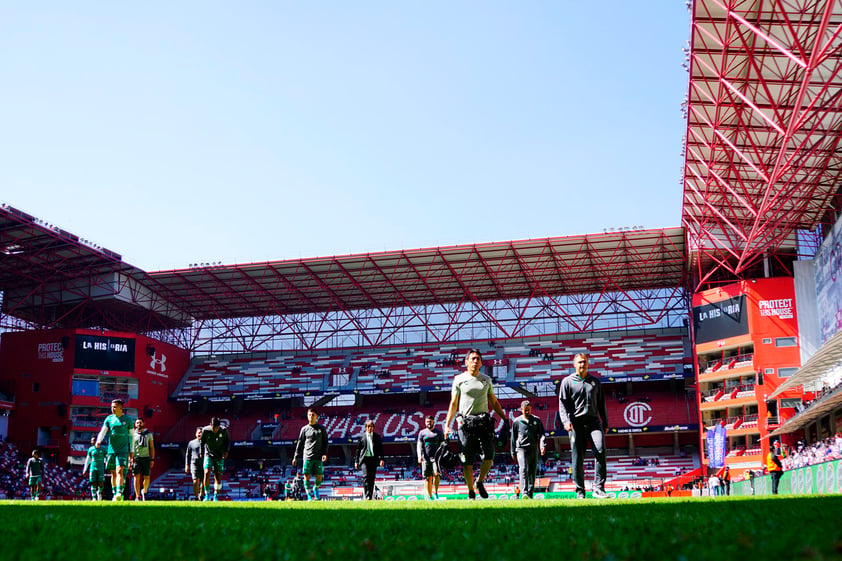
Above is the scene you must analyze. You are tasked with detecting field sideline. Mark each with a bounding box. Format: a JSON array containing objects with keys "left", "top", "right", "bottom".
[{"left": 1, "top": 496, "right": 841, "bottom": 560}]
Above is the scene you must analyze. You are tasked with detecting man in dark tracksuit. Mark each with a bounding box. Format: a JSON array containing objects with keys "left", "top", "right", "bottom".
[
  {"left": 510, "top": 400, "right": 546, "bottom": 499},
  {"left": 558, "top": 353, "right": 609, "bottom": 499},
  {"left": 354, "top": 419, "right": 384, "bottom": 500}
]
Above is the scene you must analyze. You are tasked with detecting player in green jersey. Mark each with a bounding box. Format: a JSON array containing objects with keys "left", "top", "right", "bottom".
[
  {"left": 82, "top": 437, "right": 107, "bottom": 500},
  {"left": 96, "top": 399, "right": 134, "bottom": 501},
  {"left": 200, "top": 417, "right": 230, "bottom": 501},
  {"left": 25, "top": 449, "right": 43, "bottom": 500}
]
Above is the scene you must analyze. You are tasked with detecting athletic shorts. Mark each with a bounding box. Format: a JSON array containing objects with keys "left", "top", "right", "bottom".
[
  {"left": 134, "top": 456, "right": 152, "bottom": 476},
  {"left": 457, "top": 415, "right": 495, "bottom": 464},
  {"left": 203, "top": 457, "right": 225, "bottom": 473},
  {"left": 421, "top": 459, "right": 439, "bottom": 478},
  {"left": 189, "top": 463, "right": 203, "bottom": 480},
  {"left": 89, "top": 470, "right": 105, "bottom": 484},
  {"left": 28, "top": 475, "right": 42, "bottom": 487},
  {"left": 301, "top": 458, "right": 324, "bottom": 477},
  {"left": 106, "top": 452, "right": 130, "bottom": 471}
]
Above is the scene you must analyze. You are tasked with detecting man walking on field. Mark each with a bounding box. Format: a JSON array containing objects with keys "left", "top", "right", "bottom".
[
  {"left": 417, "top": 415, "right": 444, "bottom": 500},
  {"left": 200, "top": 417, "right": 230, "bottom": 501},
  {"left": 292, "top": 408, "right": 328, "bottom": 501},
  {"left": 82, "top": 437, "right": 106, "bottom": 500},
  {"left": 131, "top": 418, "right": 155, "bottom": 501},
  {"left": 444, "top": 349, "right": 508, "bottom": 499},
  {"left": 185, "top": 427, "right": 204, "bottom": 500},
  {"left": 558, "top": 353, "right": 609, "bottom": 499},
  {"left": 96, "top": 399, "right": 134, "bottom": 501},
  {"left": 511, "top": 399, "right": 546, "bottom": 499}
]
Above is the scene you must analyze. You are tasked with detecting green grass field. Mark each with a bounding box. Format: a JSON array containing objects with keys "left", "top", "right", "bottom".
[{"left": 1, "top": 496, "right": 841, "bottom": 561}]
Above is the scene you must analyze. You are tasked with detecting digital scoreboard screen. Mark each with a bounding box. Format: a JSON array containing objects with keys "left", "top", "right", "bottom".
[
  {"left": 692, "top": 295, "right": 749, "bottom": 344},
  {"left": 74, "top": 334, "right": 136, "bottom": 372}
]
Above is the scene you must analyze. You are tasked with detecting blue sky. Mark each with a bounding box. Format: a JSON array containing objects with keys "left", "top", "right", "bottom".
[{"left": 1, "top": 2, "right": 690, "bottom": 272}]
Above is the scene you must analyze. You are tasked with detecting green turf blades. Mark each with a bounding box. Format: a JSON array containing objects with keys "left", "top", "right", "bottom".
[{"left": 1, "top": 497, "right": 841, "bottom": 561}]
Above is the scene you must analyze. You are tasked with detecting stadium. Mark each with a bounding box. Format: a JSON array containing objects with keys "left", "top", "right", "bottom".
[{"left": 1, "top": 1, "right": 842, "bottom": 558}]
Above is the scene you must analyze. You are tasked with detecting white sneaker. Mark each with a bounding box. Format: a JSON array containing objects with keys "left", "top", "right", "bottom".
[{"left": 592, "top": 489, "right": 609, "bottom": 499}]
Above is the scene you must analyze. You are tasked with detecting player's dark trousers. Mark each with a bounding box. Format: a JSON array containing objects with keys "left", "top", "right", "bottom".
[
  {"left": 771, "top": 470, "right": 782, "bottom": 494},
  {"left": 570, "top": 417, "right": 606, "bottom": 494},
  {"left": 516, "top": 447, "right": 539, "bottom": 497},
  {"left": 361, "top": 457, "right": 378, "bottom": 500}
]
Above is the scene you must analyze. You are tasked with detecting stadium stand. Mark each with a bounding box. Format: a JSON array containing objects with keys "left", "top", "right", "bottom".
[{"left": 173, "top": 331, "right": 689, "bottom": 402}]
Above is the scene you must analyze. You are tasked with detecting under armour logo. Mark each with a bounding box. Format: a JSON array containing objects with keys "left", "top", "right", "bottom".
[{"left": 150, "top": 353, "right": 167, "bottom": 372}]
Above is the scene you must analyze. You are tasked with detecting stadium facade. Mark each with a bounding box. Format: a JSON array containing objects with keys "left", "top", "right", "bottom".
[{"left": 1, "top": 0, "right": 842, "bottom": 495}]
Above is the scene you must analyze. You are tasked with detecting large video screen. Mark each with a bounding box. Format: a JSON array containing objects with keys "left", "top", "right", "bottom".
[
  {"left": 692, "top": 295, "right": 749, "bottom": 344},
  {"left": 815, "top": 215, "right": 842, "bottom": 344},
  {"left": 74, "top": 335, "right": 136, "bottom": 372}
]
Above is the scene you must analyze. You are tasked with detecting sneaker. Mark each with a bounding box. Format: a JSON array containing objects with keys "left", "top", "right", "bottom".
[
  {"left": 576, "top": 491, "right": 586, "bottom": 499},
  {"left": 476, "top": 482, "right": 488, "bottom": 499},
  {"left": 203, "top": 495, "right": 211, "bottom": 502},
  {"left": 468, "top": 489, "right": 476, "bottom": 500},
  {"left": 212, "top": 494, "right": 219, "bottom": 502},
  {"left": 592, "top": 489, "right": 609, "bottom": 499}
]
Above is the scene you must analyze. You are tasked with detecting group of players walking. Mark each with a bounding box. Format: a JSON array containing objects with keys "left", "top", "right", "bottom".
[
  {"left": 32, "top": 349, "right": 606, "bottom": 502},
  {"left": 72, "top": 399, "right": 230, "bottom": 501},
  {"left": 292, "top": 349, "right": 609, "bottom": 500}
]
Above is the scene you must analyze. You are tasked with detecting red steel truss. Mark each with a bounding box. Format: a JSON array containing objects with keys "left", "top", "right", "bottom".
[
  {"left": 146, "top": 228, "right": 687, "bottom": 352},
  {"left": 0, "top": 204, "right": 190, "bottom": 337},
  {"left": 683, "top": 0, "right": 842, "bottom": 290},
  {"left": 0, "top": 203, "right": 687, "bottom": 352}
]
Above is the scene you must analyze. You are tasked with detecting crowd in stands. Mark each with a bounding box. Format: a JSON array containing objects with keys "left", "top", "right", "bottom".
[
  {"left": 796, "top": 379, "right": 842, "bottom": 413},
  {"left": 783, "top": 435, "right": 842, "bottom": 470}
]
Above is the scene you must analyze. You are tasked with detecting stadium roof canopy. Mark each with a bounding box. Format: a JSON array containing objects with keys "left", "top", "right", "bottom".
[
  {"left": 147, "top": 228, "right": 686, "bottom": 320},
  {"left": 0, "top": 201, "right": 686, "bottom": 337},
  {"left": 683, "top": 0, "right": 842, "bottom": 289}
]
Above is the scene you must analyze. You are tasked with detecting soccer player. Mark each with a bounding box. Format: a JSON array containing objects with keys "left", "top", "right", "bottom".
[
  {"left": 416, "top": 415, "right": 444, "bottom": 500},
  {"left": 25, "top": 449, "right": 43, "bottom": 500},
  {"left": 82, "top": 436, "right": 106, "bottom": 500},
  {"left": 444, "top": 349, "right": 508, "bottom": 499},
  {"left": 558, "top": 353, "right": 609, "bottom": 499},
  {"left": 510, "top": 400, "right": 546, "bottom": 499},
  {"left": 96, "top": 399, "right": 134, "bottom": 501},
  {"left": 200, "top": 417, "right": 230, "bottom": 501},
  {"left": 292, "top": 408, "right": 328, "bottom": 501},
  {"left": 184, "top": 427, "right": 204, "bottom": 500},
  {"left": 131, "top": 418, "right": 155, "bottom": 501}
]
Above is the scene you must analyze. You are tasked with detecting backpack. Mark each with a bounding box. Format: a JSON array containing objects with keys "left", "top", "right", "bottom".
[{"left": 434, "top": 441, "right": 461, "bottom": 471}]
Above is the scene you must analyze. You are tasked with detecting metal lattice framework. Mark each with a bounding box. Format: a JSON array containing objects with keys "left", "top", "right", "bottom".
[
  {"left": 0, "top": 204, "right": 190, "bottom": 340},
  {"left": 683, "top": 0, "right": 842, "bottom": 290},
  {"left": 148, "top": 229, "right": 688, "bottom": 352},
  {"left": 0, "top": 202, "right": 687, "bottom": 352}
]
